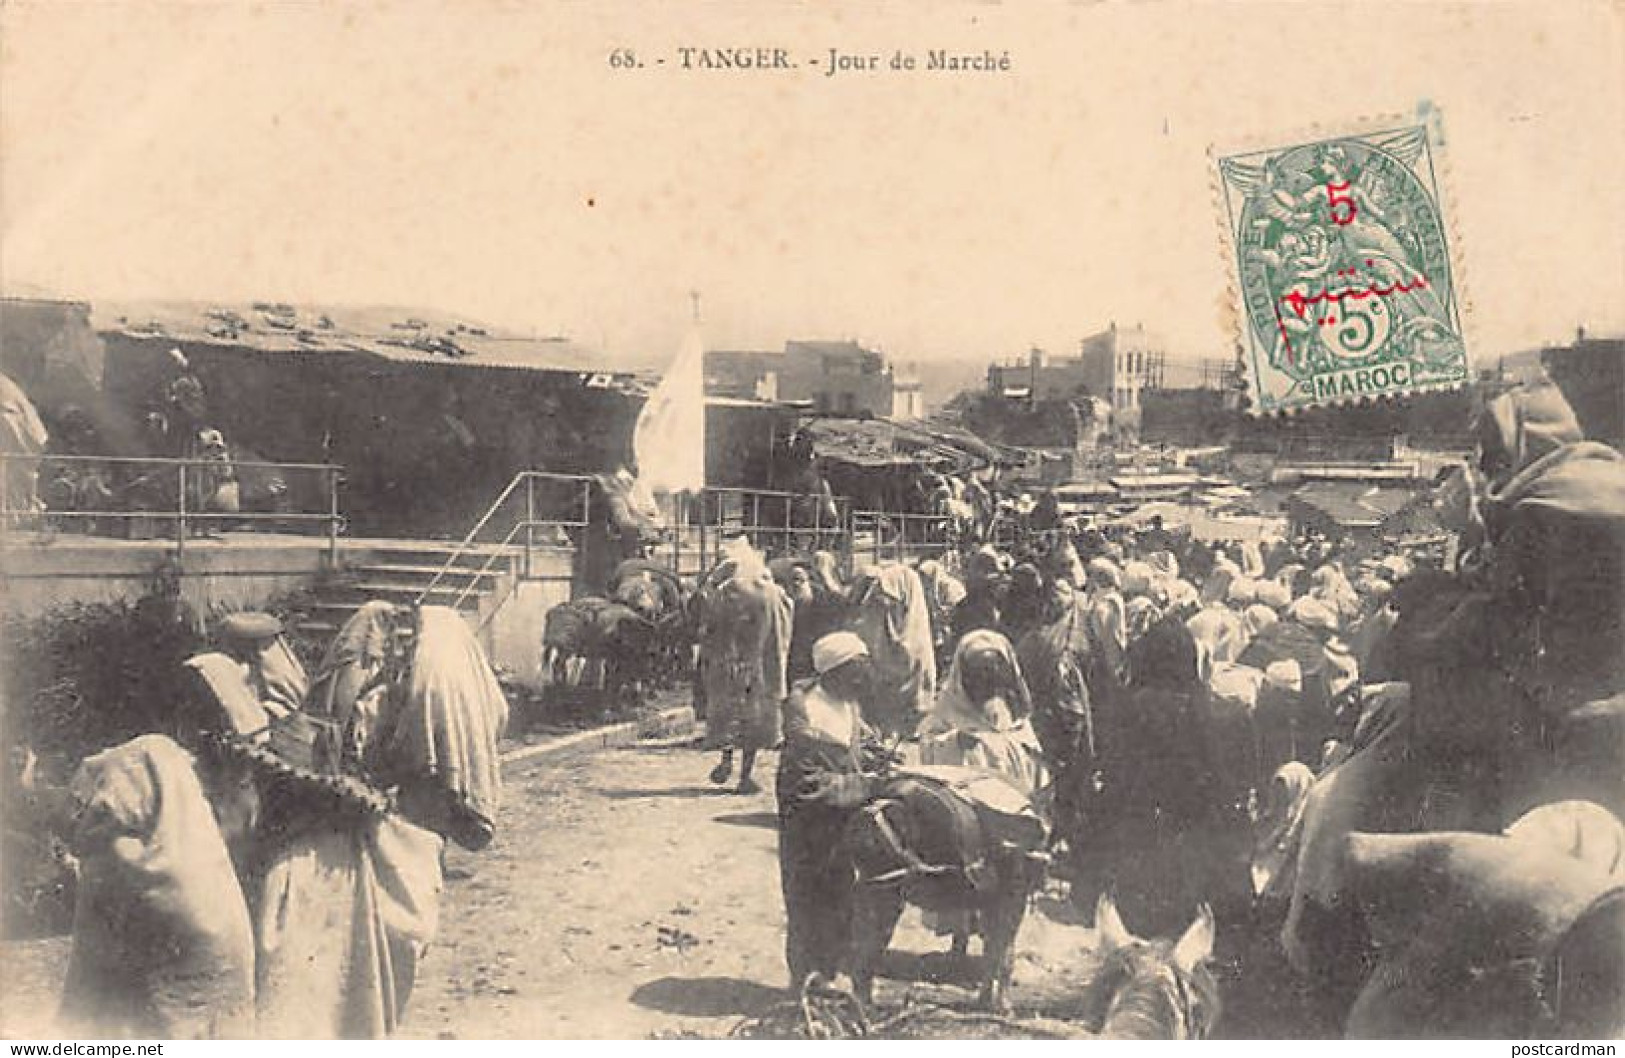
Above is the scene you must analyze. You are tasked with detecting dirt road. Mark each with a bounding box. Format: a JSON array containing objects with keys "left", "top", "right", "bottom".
[
  {"left": 406, "top": 735, "right": 1104, "bottom": 1039},
  {"left": 0, "top": 731, "right": 1112, "bottom": 1040}
]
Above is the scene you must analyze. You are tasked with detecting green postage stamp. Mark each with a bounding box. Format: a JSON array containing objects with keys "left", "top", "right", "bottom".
[{"left": 1215, "top": 124, "right": 1469, "bottom": 414}]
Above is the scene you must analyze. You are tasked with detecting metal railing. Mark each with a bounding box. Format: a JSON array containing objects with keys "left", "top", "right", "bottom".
[
  {"left": 421, "top": 472, "right": 981, "bottom": 629},
  {"left": 0, "top": 452, "right": 344, "bottom": 564},
  {"left": 415, "top": 470, "right": 594, "bottom": 614},
  {"left": 673, "top": 486, "right": 854, "bottom": 576},
  {"left": 851, "top": 509, "right": 954, "bottom": 566}
]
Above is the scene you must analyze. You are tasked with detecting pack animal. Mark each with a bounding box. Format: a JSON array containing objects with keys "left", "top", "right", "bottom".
[
  {"left": 843, "top": 771, "right": 1050, "bottom": 1012},
  {"left": 1075, "top": 895, "right": 1221, "bottom": 1039},
  {"left": 541, "top": 597, "right": 659, "bottom": 702}
]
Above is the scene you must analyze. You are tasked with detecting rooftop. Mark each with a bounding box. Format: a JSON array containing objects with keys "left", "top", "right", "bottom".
[
  {"left": 92, "top": 300, "right": 616, "bottom": 376},
  {"left": 1286, "top": 482, "right": 1420, "bottom": 529}
]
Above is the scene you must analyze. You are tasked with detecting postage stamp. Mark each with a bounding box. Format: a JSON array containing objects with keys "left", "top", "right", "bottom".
[{"left": 1214, "top": 123, "right": 1470, "bottom": 414}]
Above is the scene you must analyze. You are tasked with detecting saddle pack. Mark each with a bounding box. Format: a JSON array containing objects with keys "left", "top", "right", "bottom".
[{"left": 856, "top": 765, "right": 1049, "bottom": 895}]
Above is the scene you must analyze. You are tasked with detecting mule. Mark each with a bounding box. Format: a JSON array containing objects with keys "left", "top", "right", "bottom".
[
  {"left": 540, "top": 597, "right": 659, "bottom": 702},
  {"left": 1076, "top": 894, "right": 1221, "bottom": 1039},
  {"left": 843, "top": 768, "right": 1050, "bottom": 1012},
  {"left": 607, "top": 559, "right": 692, "bottom": 687},
  {"left": 1340, "top": 829, "right": 1625, "bottom": 1038}
]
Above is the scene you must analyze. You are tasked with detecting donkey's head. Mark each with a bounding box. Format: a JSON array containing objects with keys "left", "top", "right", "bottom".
[{"left": 1076, "top": 894, "right": 1220, "bottom": 1039}]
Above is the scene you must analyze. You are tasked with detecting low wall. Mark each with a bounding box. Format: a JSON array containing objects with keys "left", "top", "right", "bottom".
[
  {"left": 1, "top": 535, "right": 334, "bottom": 619},
  {"left": 484, "top": 551, "right": 574, "bottom": 690}
]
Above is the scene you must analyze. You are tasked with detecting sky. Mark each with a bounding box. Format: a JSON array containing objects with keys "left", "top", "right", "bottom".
[{"left": 3, "top": 1, "right": 1622, "bottom": 372}]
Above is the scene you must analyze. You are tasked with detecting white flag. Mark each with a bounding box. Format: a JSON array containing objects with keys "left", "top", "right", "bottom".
[{"left": 633, "top": 325, "right": 707, "bottom": 497}]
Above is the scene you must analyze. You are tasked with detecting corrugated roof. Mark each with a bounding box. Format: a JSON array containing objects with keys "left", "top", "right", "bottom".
[
  {"left": 799, "top": 415, "right": 1001, "bottom": 471},
  {"left": 91, "top": 299, "right": 611, "bottom": 374},
  {"left": 1287, "top": 482, "right": 1418, "bottom": 528}
]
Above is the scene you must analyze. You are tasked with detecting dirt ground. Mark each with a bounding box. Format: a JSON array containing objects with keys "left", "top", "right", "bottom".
[
  {"left": 404, "top": 736, "right": 1119, "bottom": 1039},
  {"left": 0, "top": 730, "right": 1316, "bottom": 1039}
]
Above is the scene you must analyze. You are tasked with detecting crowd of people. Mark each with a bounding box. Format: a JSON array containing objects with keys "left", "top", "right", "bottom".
[
  {"left": 1, "top": 352, "right": 255, "bottom": 537},
  {"left": 31, "top": 602, "right": 508, "bottom": 1039},
  {"left": 691, "top": 484, "right": 1430, "bottom": 986},
  {"left": 12, "top": 374, "right": 1623, "bottom": 1038},
  {"left": 696, "top": 377, "right": 1624, "bottom": 1032}
]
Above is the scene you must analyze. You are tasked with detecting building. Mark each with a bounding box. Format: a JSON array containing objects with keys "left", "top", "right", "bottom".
[
  {"left": 1282, "top": 481, "right": 1442, "bottom": 556},
  {"left": 1541, "top": 329, "right": 1624, "bottom": 449},
  {"left": 986, "top": 322, "right": 1167, "bottom": 417},
  {"left": 776, "top": 340, "right": 895, "bottom": 417},
  {"left": 890, "top": 361, "right": 924, "bottom": 421},
  {"left": 704, "top": 340, "right": 919, "bottom": 419},
  {"left": 93, "top": 301, "right": 647, "bottom": 538},
  {"left": 704, "top": 349, "right": 784, "bottom": 402},
  {"left": 0, "top": 297, "right": 110, "bottom": 430}
]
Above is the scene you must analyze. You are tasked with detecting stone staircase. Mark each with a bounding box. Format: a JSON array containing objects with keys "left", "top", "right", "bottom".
[{"left": 292, "top": 540, "right": 523, "bottom": 641}]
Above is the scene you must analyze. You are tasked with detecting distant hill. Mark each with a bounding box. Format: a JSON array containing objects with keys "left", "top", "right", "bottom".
[{"left": 913, "top": 357, "right": 991, "bottom": 413}]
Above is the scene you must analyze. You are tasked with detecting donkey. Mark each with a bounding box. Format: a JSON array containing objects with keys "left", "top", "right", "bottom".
[
  {"left": 844, "top": 769, "right": 1051, "bottom": 1012},
  {"left": 1076, "top": 894, "right": 1222, "bottom": 1039}
]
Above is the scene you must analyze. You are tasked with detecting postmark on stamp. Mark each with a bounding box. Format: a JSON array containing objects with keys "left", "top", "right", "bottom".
[{"left": 1215, "top": 123, "right": 1469, "bottom": 414}]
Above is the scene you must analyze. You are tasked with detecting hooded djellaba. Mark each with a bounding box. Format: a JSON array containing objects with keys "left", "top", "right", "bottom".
[
  {"left": 57, "top": 733, "right": 258, "bottom": 1039},
  {"left": 1471, "top": 381, "right": 1625, "bottom": 815},
  {"left": 254, "top": 605, "right": 507, "bottom": 1039},
  {"left": 695, "top": 539, "right": 794, "bottom": 793},
  {"left": 850, "top": 562, "right": 938, "bottom": 738},
  {"left": 1015, "top": 574, "right": 1099, "bottom": 853}
]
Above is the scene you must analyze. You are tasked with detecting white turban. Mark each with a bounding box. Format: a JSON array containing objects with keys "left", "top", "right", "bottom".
[{"left": 812, "top": 631, "right": 869, "bottom": 676}]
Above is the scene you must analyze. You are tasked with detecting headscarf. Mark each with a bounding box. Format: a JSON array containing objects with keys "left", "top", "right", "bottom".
[
  {"left": 965, "top": 545, "right": 1005, "bottom": 587},
  {"left": 1166, "top": 578, "right": 1200, "bottom": 611},
  {"left": 1310, "top": 565, "right": 1360, "bottom": 624},
  {"left": 1255, "top": 578, "right": 1292, "bottom": 611},
  {"left": 811, "top": 550, "right": 845, "bottom": 596},
  {"left": 60, "top": 735, "right": 255, "bottom": 1038},
  {"left": 1086, "top": 556, "right": 1122, "bottom": 592},
  {"left": 927, "top": 628, "right": 1034, "bottom": 733},
  {"left": 1121, "top": 560, "right": 1156, "bottom": 598},
  {"left": 382, "top": 607, "right": 508, "bottom": 851},
  {"left": 1085, "top": 564, "right": 1127, "bottom": 682},
  {"left": 1187, "top": 606, "right": 1246, "bottom": 679},
  {"left": 1016, "top": 589, "right": 1097, "bottom": 776},
  {"left": 1251, "top": 761, "right": 1316, "bottom": 902},
  {"left": 1238, "top": 538, "right": 1266, "bottom": 578},
  {"left": 252, "top": 637, "right": 309, "bottom": 717},
  {"left": 851, "top": 562, "right": 938, "bottom": 725},
  {"left": 1125, "top": 596, "right": 1161, "bottom": 640},
  {"left": 1242, "top": 603, "right": 1279, "bottom": 642},
  {"left": 1287, "top": 595, "right": 1339, "bottom": 636},
  {"left": 1046, "top": 539, "right": 1088, "bottom": 589},
  {"left": 1227, "top": 577, "right": 1259, "bottom": 607},
  {"left": 1212, "top": 553, "right": 1242, "bottom": 583},
  {"left": 1354, "top": 574, "right": 1393, "bottom": 603},
  {"left": 1378, "top": 554, "right": 1414, "bottom": 582},
  {"left": 1478, "top": 380, "right": 1585, "bottom": 490},
  {"left": 915, "top": 558, "right": 967, "bottom": 617},
  {"left": 1146, "top": 550, "right": 1179, "bottom": 582},
  {"left": 307, "top": 601, "right": 399, "bottom": 727},
  {"left": 0, "top": 371, "right": 48, "bottom": 455},
  {"left": 1503, "top": 800, "right": 1625, "bottom": 882}
]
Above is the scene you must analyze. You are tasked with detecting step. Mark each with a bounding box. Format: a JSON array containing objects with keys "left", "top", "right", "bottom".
[
  {"left": 355, "top": 544, "right": 528, "bottom": 569},
  {"left": 293, "top": 605, "right": 483, "bottom": 642},
  {"left": 301, "top": 597, "right": 482, "bottom": 622},
  {"left": 348, "top": 562, "right": 508, "bottom": 582},
  {"left": 336, "top": 579, "right": 497, "bottom": 600}
]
